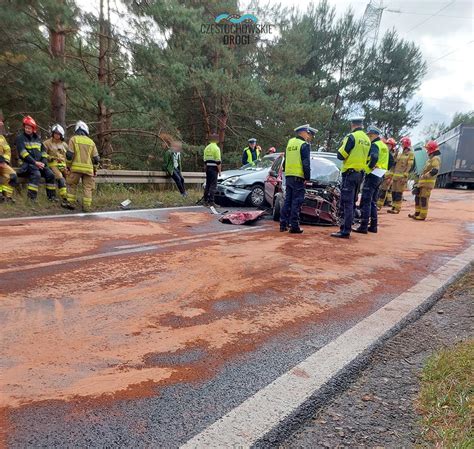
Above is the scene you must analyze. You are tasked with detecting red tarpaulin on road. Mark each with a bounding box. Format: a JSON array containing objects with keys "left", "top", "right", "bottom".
[{"left": 219, "top": 210, "right": 266, "bottom": 225}]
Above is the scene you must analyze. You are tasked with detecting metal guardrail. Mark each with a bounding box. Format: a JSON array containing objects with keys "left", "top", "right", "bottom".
[
  {"left": 15, "top": 169, "right": 206, "bottom": 186},
  {"left": 95, "top": 170, "right": 206, "bottom": 185}
]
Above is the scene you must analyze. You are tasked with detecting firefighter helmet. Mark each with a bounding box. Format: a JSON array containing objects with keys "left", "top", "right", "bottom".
[
  {"left": 74, "top": 120, "right": 89, "bottom": 135},
  {"left": 386, "top": 137, "right": 397, "bottom": 148},
  {"left": 400, "top": 136, "right": 411, "bottom": 148},
  {"left": 425, "top": 140, "right": 439, "bottom": 155},
  {"left": 23, "top": 115, "right": 37, "bottom": 132},
  {"left": 51, "top": 124, "right": 65, "bottom": 139}
]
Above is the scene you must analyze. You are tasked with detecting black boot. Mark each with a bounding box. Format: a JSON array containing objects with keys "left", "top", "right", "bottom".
[
  {"left": 353, "top": 220, "right": 368, "bottom": 234},
  {"left": 47, "top": 189, "right": 57, "bottom": 202},
  {"left": 368, "top": 221, "right": 378, "bottom": 233},
  {"left": 280, "top": 224, "right": 288, "bottom": 232},
  {"left": 330, "top": 231, "right": 350, "bottom": 239},
  {"left": 27, "top": 190, "right": 38, "bottom": 202},
  {"left": 289, "top": 227, "right": 303, "bottom": 234}
]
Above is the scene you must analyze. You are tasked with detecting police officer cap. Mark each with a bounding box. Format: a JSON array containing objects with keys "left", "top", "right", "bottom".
[
  {"left": 349, "top": 116, "right": 364, "bottom": 124},
  {"left": 294, "top": 124, "right": 318, "bottom": 136},
  {"left": 366, "top": 124, "right": 382, "bottom": 135},
  {"left": 248, "top": 138, "right": 257, "bottom": 143}
]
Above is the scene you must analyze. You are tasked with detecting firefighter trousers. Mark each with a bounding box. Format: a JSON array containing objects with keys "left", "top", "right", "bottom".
[
  {"left": 0, "top": 164, "right": 17, "bottom": 198},
  {"left": 50, "top": 166, "right": 67, "bottom": 199},
  {"left": 391, "top": 177, "right": 408, "bottom": 212},
  {"left": 67, "top": 172, "right": 95, "bottom": 209},
  {"left": 414, "top": 186, "right": 432, "bottom": 219}
]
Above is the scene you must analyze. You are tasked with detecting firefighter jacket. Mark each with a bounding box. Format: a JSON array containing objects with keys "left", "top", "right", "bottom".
[
  {"left": 15, "top": 131, "right": 48, "bottom": 165},
  {"left": 0, "top": 135, "right": 11, "bottom": 164},
  {"left": 67, "top": 134, "right": 100, "bottom": 176},
  {"left": 392, "top": 149, "right": 414, "bottom": 179},
  {"left": 43, "top": 138, "right": 68, "bottom": 169}
]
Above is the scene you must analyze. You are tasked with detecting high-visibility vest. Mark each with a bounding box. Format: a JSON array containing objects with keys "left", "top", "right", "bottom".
[
  {"left": 284, "top": 137, "right": 304, "bottom": 178},
  {"left": 374, "top": 139, "right": 389, "bottom": 170},
  {"left": 338, "top": 130, "right": 371, "bottom": 173},
  {"left": 68, "top": 135, "right": 98, "bottom": 175},
  {"left": 244, "top": 146, "right": 261, "bottom": 164},
  {"left": 203, "top": 142, "right": 221, "bottom": 166}
]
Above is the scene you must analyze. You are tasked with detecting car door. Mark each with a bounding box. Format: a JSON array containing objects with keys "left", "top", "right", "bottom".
[{"left": 264, "top": 155, "right": 283, "bottom": 205}]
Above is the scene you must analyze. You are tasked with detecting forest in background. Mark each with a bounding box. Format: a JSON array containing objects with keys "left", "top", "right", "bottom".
[{"left": 0, "top": 0, "right": 428, "bottom": 170}]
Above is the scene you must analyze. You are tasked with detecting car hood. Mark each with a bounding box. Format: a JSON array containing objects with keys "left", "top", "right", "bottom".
[{"left": 219, "top": 167, "right": 270, "bottom": 182}]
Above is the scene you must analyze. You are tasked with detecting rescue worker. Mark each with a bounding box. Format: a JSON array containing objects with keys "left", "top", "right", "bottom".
[
  {"left": 62, "top": 121, "right": 100, "bottom": 212},
  {"left": 331, "top": 116, "right": 371, "bottom": 239},
  {"left": 409, "top": 140, "right": 440, "bottom": 221},
  {"left": 0, "top": 120, "right": 18, "bottom": 203},
  {"left": 376, "top": 137, "right": 397, "bottom": 210},
  {"left": 203, "top": 132, "right": 221, "bottom": 207},
  {"left": 15, "top": 116, "right": 56, "bottom": 201},
  {"left": 279, "top": 124, "right": 314, "bottom": 234},
  {"left": 387, "top": 136, "right": 414, "bottom": 214},
  {"left": 242, "top": 138, "right": 261, "bottom": 165},
  {"left": 43, "top": 124, "right": 68, "bottom": 200},
  {"left": 353, "top": 125, "right": 387, "bottom": 234}
]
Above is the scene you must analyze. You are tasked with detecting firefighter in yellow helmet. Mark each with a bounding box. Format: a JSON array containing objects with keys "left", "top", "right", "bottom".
[
  {"left": 376, "top": 137, "right": 397, "bottom": 210},
  {"left": 408, "top": 140, "right": 440, "bottom": 221},
  {"left": 62, "top": 121, "right": 100, "bottom": 212},
  {"left": 0, "top": 119, "right": 18, "bottom": 203},
  {"left": 43, "top": 124, "right": 68, "bottom": 200},
  {"left": 387, "top": 136, "right": 414, "bottom": 214}
]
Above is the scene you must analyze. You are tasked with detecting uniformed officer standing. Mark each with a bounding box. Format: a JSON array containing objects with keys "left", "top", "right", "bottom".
[
  {"left": 242, "top": 138, "right": 261, "bottom": 166},
  {"left": 409, "top": 140, "right": 441, "bottom": 221},
  {"left": 331, "top": 117, "right": 371, "bottom": 239},
  {"left": 376, "top": 137, "right": 397, "bottom": 210},
  {"left": 279, "top": 124, "right": 314, "bottom": 234},
  {"left": 203, "top": 133, "right": 222, "bottom": 207},
  {"left": 353, "top": 125, "right": 388, "bottom": 234}
]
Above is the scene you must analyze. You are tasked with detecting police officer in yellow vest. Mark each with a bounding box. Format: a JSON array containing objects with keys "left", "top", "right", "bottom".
[
  {"left": 242, "top": 138, "right": 261, "bottom": 166},
  {"left": 203, "top": 132, "right": 222, "bottom": 207},
  {"left": 331, "top": 116, "right": 371, "bottom": 239},
  {"left": 353, "top": 125, "right": 388, "bottom": 234},
  {"left": 279, "top": 124, "right": 314, "bottom": 234},
  {"left": 62, "top": 121, "right": 100, "bottom": 212}
]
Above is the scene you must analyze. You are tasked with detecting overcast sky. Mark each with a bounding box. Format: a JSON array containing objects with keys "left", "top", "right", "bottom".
[
  {"left": 79, "top": 0, "right": 473, "bottom": 141},
  {"left": 244, "top": 0, "right": 473, "bottom": 141}
]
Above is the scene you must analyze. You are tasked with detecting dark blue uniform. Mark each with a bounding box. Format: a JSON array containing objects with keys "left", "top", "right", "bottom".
[{"left": 280, "top": 136, "right": 311, "bottom": 231}]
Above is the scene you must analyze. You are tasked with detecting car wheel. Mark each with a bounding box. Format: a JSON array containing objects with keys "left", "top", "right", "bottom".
[
  {"left": 248, "top": 184, "right": 265, "bottom": 208},
  {"left": 273, "top": 192, "right": 282, "bottom": 221}
]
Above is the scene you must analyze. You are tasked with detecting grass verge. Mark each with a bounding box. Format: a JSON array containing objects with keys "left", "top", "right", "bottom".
[
  {"left": 417, "top": 339, "right": 474, "bottom": 448},
  {"left": 0, "top": 184, "right": 204, "bottom": 218}
]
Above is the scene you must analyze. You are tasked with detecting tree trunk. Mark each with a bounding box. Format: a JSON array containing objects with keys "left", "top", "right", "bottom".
[
  {"left": 97, "top": 0, "right": 112, "bottom": 159},
  {"left": 50, "top": 16, "right": 66, "bottom": 128}
]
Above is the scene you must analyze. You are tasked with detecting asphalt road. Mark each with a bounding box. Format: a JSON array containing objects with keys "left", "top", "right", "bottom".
[{"left": 1, "top": 190, "right": 473, "bottom": 448}]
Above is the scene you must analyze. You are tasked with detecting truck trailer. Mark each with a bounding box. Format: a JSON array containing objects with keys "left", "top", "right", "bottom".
[{"left": 413, "top": 124, "right": 474, "bottom": 188}]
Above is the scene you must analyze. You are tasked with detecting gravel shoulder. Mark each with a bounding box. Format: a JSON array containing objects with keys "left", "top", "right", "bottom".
[{"left": 281, "top": 269, "right": 473, "bottom": 449}]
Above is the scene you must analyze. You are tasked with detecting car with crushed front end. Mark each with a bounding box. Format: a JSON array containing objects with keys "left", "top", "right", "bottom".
[{"left": 264, "top": 153, "right": 341, "bottom": 225}]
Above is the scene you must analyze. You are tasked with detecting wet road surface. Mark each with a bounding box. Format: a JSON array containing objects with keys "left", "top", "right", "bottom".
[{"left": 1, "top": 191, "right": 473, "bottom": 447}]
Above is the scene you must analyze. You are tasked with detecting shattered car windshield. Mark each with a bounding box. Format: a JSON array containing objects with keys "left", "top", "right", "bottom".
[
  {"left": 241, "top": 159, "right": 274, "bottom": 170},
  {"left": 309, "top": 158, "right": 340, "bottom": 185}
]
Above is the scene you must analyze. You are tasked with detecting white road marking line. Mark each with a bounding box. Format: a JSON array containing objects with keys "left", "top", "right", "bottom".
[
  {"left": 0, "top": 226, "right": 265, "bottom": 275},
  {"left": 0, "top": 205, "right": 203, "bottom": 223},
  {"left": 182, "top": 245, "right": 474, "bottom": 449}
]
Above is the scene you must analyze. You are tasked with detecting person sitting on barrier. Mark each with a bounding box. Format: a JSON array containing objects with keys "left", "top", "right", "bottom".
[
  {"left": 163, "top": 140, "right": 187, "bottom": 197},
  {"left": 0, "top": 119, "right": 18, "bottom": 203},
  {"left": 43, "top": 124, "right": 68, "bottom": 201},
  {"left": 15, "top": 116, "right": 57, "bottom": 202}
]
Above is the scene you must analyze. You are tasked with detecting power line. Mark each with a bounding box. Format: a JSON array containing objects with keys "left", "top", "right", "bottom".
[
  {"left": 385, "top": 10, "right": 470, "bottom": 19},
  {"left": 426, "top": 39, "right": 474, "bottom": 66},
  {"left": 405, "top": 0, "right": 457, "bottom": 34}
]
